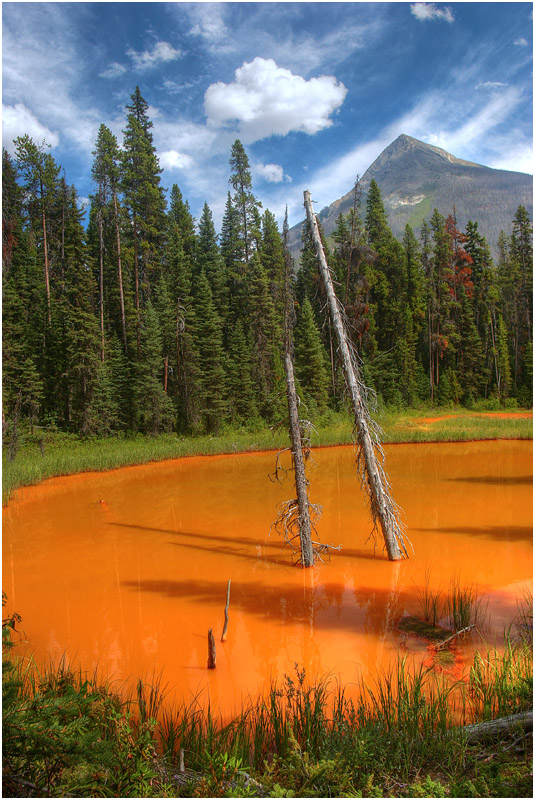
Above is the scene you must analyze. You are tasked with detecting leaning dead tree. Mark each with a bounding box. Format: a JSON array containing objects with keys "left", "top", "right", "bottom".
[{"left": 303, "top": 190, "right": 411, "bottom": 561}]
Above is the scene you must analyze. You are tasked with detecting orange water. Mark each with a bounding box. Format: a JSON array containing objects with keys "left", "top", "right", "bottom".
[{"left": 3, "top": 440, "right": 532, "bottom": 715}]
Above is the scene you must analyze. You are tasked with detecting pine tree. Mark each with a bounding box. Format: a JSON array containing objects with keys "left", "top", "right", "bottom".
[
  {"left": 294, "top": 297, "right": 330, "bottom": 414},
  {"left": 2, "top": 149, "right": 22, "bottom": 276},
  {"left": 91, "top": 124, "right": 128, "bottom": 351},
  {"left": 193, "top": 270, "right": 227, "bottom": 432},
  {"left": 228, "top": 140, "right": 261, "bottom": 265},
  {"left": 14, "top": 136, "right": 60, "bottom": 324},
  {"left": 227, "top": 320, "right": 258, "bottom": 424},
  {"left": 197, "top": 202, "right": 228, "bottom": 320},
  {"left": 132, "top": 301, "right": 174, "bottom": 434},
  {"left": 122, "top": 87, "right": 166, "bottom": 344}
]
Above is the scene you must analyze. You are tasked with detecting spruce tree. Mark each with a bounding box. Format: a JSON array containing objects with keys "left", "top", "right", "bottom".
[
  {"left": 228, "top": 140, "right": 261, "bottom": 265},
  {"left": 227, "top": 320, "right": 258, "bottom": 424},
  {"left": 122, "top": 87, "right": 166, "bottom": 328},
  {"left": 193, "top": 270, "right": 227, "bottom": 432},
  {"left": 294, "top": 297, "right": 330, "bottom": 414},
  {"left": 132, "top": 301, "right": 174, "bottom": 434}
]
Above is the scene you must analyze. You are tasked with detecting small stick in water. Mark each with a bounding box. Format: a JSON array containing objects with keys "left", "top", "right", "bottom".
[
  {"left": 207, "top": 628, "right": 216, "bottom": 669},
  {"left": 221, "top": 579, "right": 231, "bottom": 642}
]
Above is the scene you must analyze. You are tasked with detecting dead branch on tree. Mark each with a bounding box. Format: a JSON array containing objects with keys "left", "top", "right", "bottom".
[{"left": 303, "top": 190, "right": 412, "bottom": 561}]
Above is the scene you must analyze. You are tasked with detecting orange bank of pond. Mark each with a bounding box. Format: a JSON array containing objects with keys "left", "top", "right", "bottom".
[{"left": 3, "top": 440, "right": 532, "bottom": 716}]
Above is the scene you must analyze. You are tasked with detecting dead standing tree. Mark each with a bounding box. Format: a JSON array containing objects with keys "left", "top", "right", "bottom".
[
  {"left": 282, "top": 352, "right": 315, "bottom": 566},
  {"left": 271, "top": 209, "right": 339, "bottom": 567},
  {"left": 303, "top": 190, "right": 411, "bottom": 561}
]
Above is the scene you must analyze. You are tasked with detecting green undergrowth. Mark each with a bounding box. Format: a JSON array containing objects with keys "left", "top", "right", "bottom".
[
  {"left": 3, "top": 597, "right": 533, "bottom": 798},
  {"left": 2, "top": 405, "right": 532, "bottom": 505}
]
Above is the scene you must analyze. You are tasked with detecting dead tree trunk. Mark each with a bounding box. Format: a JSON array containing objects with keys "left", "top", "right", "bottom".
[
  {"left": 303, "top": 190, "right": 409, "bottom": 560},
  {"left": 284, "top": 352, "right": 315, "bottom": 567},
  {"left": 207, "top": 628, "right": 216, "bottom": 669}
]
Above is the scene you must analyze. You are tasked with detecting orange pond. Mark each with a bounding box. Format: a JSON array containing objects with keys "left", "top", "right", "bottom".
[{"left": 3, "top": 440, "right": 532, "bottom": 716}]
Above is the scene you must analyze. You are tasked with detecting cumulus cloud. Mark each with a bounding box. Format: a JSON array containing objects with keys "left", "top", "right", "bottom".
[
  {"left": 204, "top": 57, "right": 347, "bottom": 143},
  {"left": 410, "top": 3, "right": 454, "bottom": 23},
  {"left": 514, "top": 37, "right": 528, "bottom": 46},
  {"left": 2, "top": 103, "right": 59, "bottom": 152},
  {"left": 252, "top": 162, "right": 291, "bottom": 183},
  {"left": 99, "top": 61, "right": 127, "bottom": 79},
  {"left": 127, "top": 41, "right": 182, "bottom": 70},
  {"left": 159, "top": 150, "right": 194, "bottom": 170}
]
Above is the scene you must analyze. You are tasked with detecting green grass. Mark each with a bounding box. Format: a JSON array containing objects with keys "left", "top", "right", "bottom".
[{"left": 3, "top": 405, "right": 532, "bottom": 505}]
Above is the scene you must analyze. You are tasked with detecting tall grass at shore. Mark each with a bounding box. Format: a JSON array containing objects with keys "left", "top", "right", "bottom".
[
  {"left": 3, "top": 614, "right": 532, "bottom": 797},
  {"left": 2, "top": 406, "right": 532, "bottom": 505}
]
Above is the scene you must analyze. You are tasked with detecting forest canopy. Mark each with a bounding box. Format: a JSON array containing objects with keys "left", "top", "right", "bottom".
[{"left": 2, "top": 88, "right": 533, "bottom": 441}]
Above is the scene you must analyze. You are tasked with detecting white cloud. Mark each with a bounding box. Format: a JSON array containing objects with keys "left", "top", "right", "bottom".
[
  {"left": 2, "top": 103, "right": 59, "bottom": 152},
  {"left": 99, "top": 61, "right": 127, "bottom": 79},
  {"left": 159, "top": 150, "right": 194, "bottom": 170},
  {"left": 163, "top": 79, "right": 195, "bottom": 94},
  {"left": 429, "top": 87, "right": 522, "bottom": 155},
  {"left": 476, "top": 81, "right": 508, "bottom": 90},
  {"left": 410, "top": 4, "right": 454, "bottom": 23},
  {"left": 252, "top": 162, "right": 291, "bottom": 183},
  {"left": 204, "top": 57, "right": 347, "bottom": 143},
  {"left": 127, "top": 41, "right": 182, "bottom": 70},
  {"left": 514, "top": 37, "right": 528, "bottom": 46},
  {"left": 186, "top": 3, "right": 234, "bottom": 53}
]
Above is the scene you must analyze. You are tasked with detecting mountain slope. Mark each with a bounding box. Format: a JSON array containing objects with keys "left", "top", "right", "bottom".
[{"left": 287, "top": 134, "right": 533, "bottom": 261}]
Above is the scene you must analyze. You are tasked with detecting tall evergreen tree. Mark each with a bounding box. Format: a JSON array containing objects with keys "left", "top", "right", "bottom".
[
  {"left": 122, "top": 87, "right": 166, "bottom": 350},
  {"left": 228, "top": 140, "right": 261, "bottom": 265},
  {"left": 193, "top": 270, "right": 227, "bottom": 432},
  {"left": 294, "top": 297, "right": 330, "bottom": 413}
]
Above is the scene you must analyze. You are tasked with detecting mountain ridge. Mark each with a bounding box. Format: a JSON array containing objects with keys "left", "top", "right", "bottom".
[{"left": 287, "top": 134, "right": 533, "bottom": 262}]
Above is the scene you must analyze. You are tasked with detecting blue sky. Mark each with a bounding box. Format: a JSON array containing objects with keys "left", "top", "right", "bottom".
[{"left": 2, "top": 1, "right": 533, "bottom": 230}]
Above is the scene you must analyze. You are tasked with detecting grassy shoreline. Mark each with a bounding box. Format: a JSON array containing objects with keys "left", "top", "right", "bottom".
[
  {"left": 2, "top": 406, "right": 532, "bottom": 505},
  {"left": 3, "top": 631, "right": 532, "bottom": 798}
]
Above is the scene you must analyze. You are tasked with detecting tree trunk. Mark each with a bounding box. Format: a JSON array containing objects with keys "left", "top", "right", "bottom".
[
  {"left": 98, "top": 210, "right": 105, "bottom": 362},
  {"left": 284, "top": 352, "right": 314, "bottom": 567},
  {"left": 455, "top": 711, "right": 532, "bottom": 743},
  {"left": 133, "top": 210, "right": 141, "bottom": 359},
  {"left": 40, "top": 190, "right": 51, "bottom": 325},
  {"left": 112, "top": 191, "right": 127, "bottom": 352},
  {"left": 303, "top": 190, "right": 408, "bottom": 561},
  {"left": 207, "top": 628, "right": 216, "bottom": 669}
]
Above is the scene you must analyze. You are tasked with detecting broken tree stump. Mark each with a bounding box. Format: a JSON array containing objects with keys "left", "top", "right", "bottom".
[
  {"left": 221, "top": 579, "right": 231, "bottom": 641},
  {"left": 207, "top": 628, "right": 216, "bottom": 669},
  {"left": 303, "top": 190, "right": 410, "bottom": 561}
]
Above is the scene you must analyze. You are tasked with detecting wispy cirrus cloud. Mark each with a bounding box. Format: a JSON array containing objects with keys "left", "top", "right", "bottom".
[
  {"left": 410, "top": 3, "right": 454, "bottom": 23},
  {"left": 514, "top": 37, "right": 528, "bottom": 46},
  {"left": 476, "top": 81, "right": 508, "bottom": 90},
  {"left": 205, "top": 57, "right": 347, "bottom": 143},
  {"left": 99, "top": 61, "right": 127, "bottom": 79},
  {"left": 127, "top": 41, "right": 182, "bottom": 70}
]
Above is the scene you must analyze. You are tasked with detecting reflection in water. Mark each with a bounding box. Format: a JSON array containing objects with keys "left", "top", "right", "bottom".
[{"left": 2, "top": 440, "right": 532, "bottom": 714}]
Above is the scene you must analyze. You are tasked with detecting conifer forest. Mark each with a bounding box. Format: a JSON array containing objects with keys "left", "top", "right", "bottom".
[{"left": 3, "top": 88, "right": 533, "bottom": 442}]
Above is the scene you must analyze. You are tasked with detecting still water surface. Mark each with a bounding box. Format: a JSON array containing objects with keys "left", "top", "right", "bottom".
[{"left": 3, "top": 440, "right": 532, "bottom": 714}]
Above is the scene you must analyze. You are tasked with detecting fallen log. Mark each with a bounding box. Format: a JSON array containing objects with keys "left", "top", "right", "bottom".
[{"left": 454, "top": 710, "right": 532, "bottom": 742}]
